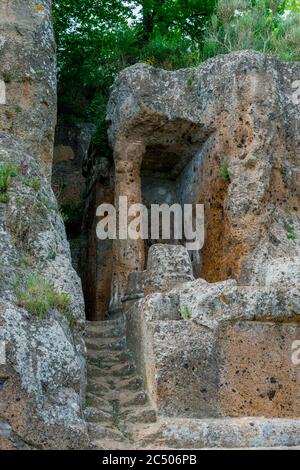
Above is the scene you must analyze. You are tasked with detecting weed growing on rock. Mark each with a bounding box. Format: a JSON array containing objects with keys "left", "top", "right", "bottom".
[
  {"left": 286, "top": 223, "right": 297, "bottom": 241},
  {"left": 14, "top": 273, "right": 71, "bottom": 321},
  {"left": 182, "top": 305, "right": 192, "bottom": 320},
  {"left": 109, "top": 399, "right": 133, "bottom": 441},
  {"left": 25, "top": 176, "right": 41, "bottom": 192},
  {"left": 0, "top": 163, "right": 18, "bottom": 203},
  {"left": 220, "top": 159, "right": 230, "bottom": 181}
]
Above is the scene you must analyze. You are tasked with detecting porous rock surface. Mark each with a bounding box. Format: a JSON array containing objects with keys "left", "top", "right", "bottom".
[
  {"left": 1, "top": 0, "right": 300, "bottom": 448},
  {"left": 108, "top": 51, "right": 300, "bottom": 290},
  {"left": 107, "top": 53, "right": 300, "bottom": 448},
  {"left": 125, "top": 244, "right": 299, "bottom": 419},
  {"left": 0, "top": 1, "right": 88, "bottom": 450}
]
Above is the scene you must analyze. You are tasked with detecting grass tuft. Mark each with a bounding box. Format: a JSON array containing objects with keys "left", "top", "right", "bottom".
[
  {"left": 220, "top": 159, "right": 230, "bottom": 182},
  {"left": 14, "top": 273, "right": 71, "bottom": 321},
  {"left": 182, "top": 305, "right": 192, "bottom": 320},
  {"left": 0, "top": 163, "right": 18, "bottom": 203}
]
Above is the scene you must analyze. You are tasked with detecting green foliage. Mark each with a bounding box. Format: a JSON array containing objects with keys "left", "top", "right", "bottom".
[
  {"left": 182, "top": 305, "right": 192, "bottom": 320},
  {"left": 53, "top": 0, "right": 299, "bottom": 158},
  {"left": 14, "top": 273, "right": 71, "bottom": 321},
  {"left": 25, "top": 176, "right": 41, "bottom": 192},
  {"left": 0, "top": 163, "right": 18, "bottom": 203},
  {"left": 0, "top": 194, "right": 9, "bottom": 203},
  {"left": 220, "top": 159, "right": 230, "bottom": 181},
  {"left": 203, "top": 0, "right": 300, "bottom": 61},
  {"left": 110, "top": 399, "right": 121, "bottom": 428},
  {"left": 59, "top": 203, "right": 83, "bottom": 236},
  {"left": 285, "top": 223, "right": 297, "bottom": 240},
  {"left": 135, "top": 0, "right": 217, "bottom": 43},
  {"left": 52, "top": 1, "right": 216, "bottom": 152},
  {"left": 140, "top": 32, "right": 198, "bottom": 69},
  {"left": 271, "top": 11, "right": 300, "bottom": 60}
]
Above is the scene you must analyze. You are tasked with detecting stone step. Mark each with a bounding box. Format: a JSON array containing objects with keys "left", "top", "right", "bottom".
[
  {"left": 85, "top": 323, "right": 126, "bottom": 339},
  {"left": 87, "top": 361, "right": 136, "bottom": 379},
  {"left": 88, "top": 423, "right": 127, "bottom": 443},
  {"left": 120, "top": 390, "right": 148, "bottom": 407},
  {"left": 87, "top": 388, "right": 148, "bottom": 408},
  {"left": 87, "top": 376, "right": 144, "bottom": 400},
  {"left": 85, "top": 330, "right": 125, "bottom": 340},
  {"left": 86, "top": 316, "right": 126, "bottom": 331},
  {"left": 118, "top": 375, "right": 143, "bottom": 392},
  {"left": 87, "top": 349, "right": 133, "bottom": 365},
  {"left": 85, "top": 393, "right": 111, "bottom": 411},
  {"left": 123, "top": 406, "right": 157, "bottom": 425},
  {"left": 92, "top": 439, "right": 135, "bottom": 450},
  {"left": 86, "top": 336, "right": 126, "bottom": 352},
  {"left": 84, "top": 317, "right": 157, "bottom": 449},
  {"left": 133, "top": 417, "right": 300, "bottom": 449},
  {"left": 86, "top": 379, "right": 114, "bottom": 396},
  {"left": 84, "top": 406, "right": 112, "bottom": 424}
]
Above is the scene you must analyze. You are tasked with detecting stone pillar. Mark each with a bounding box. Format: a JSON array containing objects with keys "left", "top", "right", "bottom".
[
  {"left": 110, "top": 139, "right": 145, "bottom": 313},
  {"left": 0, "top": 0, "right": 56, "bottom": 179}
]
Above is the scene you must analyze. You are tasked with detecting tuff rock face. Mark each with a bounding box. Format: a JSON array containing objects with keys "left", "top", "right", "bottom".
[
  {"left": 0, "top": 0, "right": 300, "bottom": 448},
  {"left": 107, "top": 53, "right": 300, "bottom": 447},
  {"left": 0, "top": 1, "right": 88, "bottom": 450},
  {"left": 0, "top": 0, "right": 56, "bottom": 179},
  {"left": 107, "top": 51, "right": 300, "bottom": 293}
]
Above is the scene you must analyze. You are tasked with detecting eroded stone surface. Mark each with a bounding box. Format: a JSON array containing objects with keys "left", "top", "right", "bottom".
[
  {"left": 125, "top": 245, "right": 300, "bottom": 422},
  {"left": 108, "top": 51, "right": 300, "bottom": 291},
  {"left": 0, "top": 135, "right": 89, "bottom": 449},
  {"left": 133, "top": 417, "right": 300, "bottom": 449},
  {"left": 0, "top": 0, "right": 57, "bottom": 178},
  {"left": 0, "top": 1, "right": 88, "bottom": 450}
]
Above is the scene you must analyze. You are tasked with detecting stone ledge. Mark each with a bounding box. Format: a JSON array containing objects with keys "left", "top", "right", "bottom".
[{"left": 133, "top": 417, "right": 300, "bottom": 449}]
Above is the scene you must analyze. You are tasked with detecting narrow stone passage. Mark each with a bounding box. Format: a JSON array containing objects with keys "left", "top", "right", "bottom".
[{"left": 85, "top": 315, "right": 157, "bottom": 450}]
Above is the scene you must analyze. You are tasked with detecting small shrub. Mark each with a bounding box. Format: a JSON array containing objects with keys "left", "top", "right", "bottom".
[
  {"left": 139, "top": 32, "right": 199, "bottom": 70},
  {"left": 25, "top": 176, "right": 41, "bottom": 192},
  {"left": 203, "top": 0, "right": 300, "bottom": 62},
  {"left": 182, "top": 305, "right": 192, "bottom": 320},
  {"left": 220, "top": 159, "right": 230, "bottom": 181},
  {"left": 285, "top": 223, "right": 297, "bottom": 240},
  {"left": 0, "top": 163, "right": 18, "bottom": 202},
  {"left": 14, "top": 273, "right": 71, "bottom": 321},
  {"left": 19, "top": 255, "right": 34, "bottom": 269},
  {"left": 15, "top": 106, "right": 22, "bottom": 113},
  {"left": 0, "top": 193, "right": 9, "bottom": 203}
]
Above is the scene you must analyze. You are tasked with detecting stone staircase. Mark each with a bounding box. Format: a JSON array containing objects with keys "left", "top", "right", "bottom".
[
  {"left": 84, "top": 315, "right": 157, "bottom": 450},
  {"left": 84, "top": 316, "right": 300, "bottom": 450}
]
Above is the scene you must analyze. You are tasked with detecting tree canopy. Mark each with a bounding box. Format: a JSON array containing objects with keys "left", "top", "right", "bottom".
[{"left": 52, "top": 0, "right": 299, "bottom": 155}]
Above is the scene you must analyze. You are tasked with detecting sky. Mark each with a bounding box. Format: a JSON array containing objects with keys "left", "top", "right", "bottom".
[{"left": 124, "top": 1, "right": 142, "bottom": 25}]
